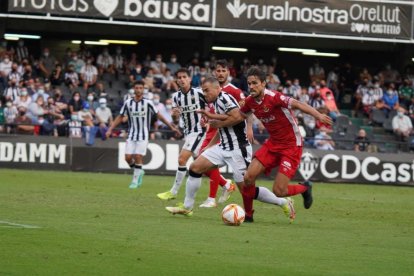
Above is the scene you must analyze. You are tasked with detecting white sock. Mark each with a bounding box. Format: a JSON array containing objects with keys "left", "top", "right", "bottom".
[
  {"left": 132, "top": 164, "right": 142, "bottom": 183},
  {"left": 170, "top": 166, "right": 187, "bottom": 195},
  {"left": 256, "top": 187, "right": 287, "bottom": 206},
  {"left": 184, "top": 175, "right": 202, "bottom": 209}
]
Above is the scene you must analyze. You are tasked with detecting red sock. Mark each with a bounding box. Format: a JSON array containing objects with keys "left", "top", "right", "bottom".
[
  {"left": 204, "top": 169, "right": 221, "bottom": 198},
  {"left": 218, "top": 174, "right": 227, "bottom": 186},
  {"left": 241, "top": 184, "right": 256, "bottom": 217},
  {"left": 287, "top": 184, "right": 308, "bottom": 196}
]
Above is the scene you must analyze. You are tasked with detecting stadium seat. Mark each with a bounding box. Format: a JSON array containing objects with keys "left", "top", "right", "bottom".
[
  {"left": 383, "top": 118, "right": 394, "bottom": 133},
  {"left": 372, "top": 109, "right": 386, "bottom": 126},
  {"left": 349, "top": 117, "right": 364, "bottom": 128},
  {"left": 388, "top": 110, "right": 397, "bottom": 119}
]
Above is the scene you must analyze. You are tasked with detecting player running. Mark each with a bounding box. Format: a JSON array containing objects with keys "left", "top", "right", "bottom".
[
  {"left": 157, "top": 68, "right": 207, "bottom": 200},
  {"left": 203, "top": 67, "right": 333, "bottom": 221},
  {"left": 165, "top": 77, "right": 295, "bottom": 222},
  {"left": 106, "top": 80, "right": 180, "bottom": 188}
]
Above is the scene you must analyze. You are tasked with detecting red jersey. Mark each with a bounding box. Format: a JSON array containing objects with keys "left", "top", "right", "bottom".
[
  {"left": 204, "top": 83, "right": 244, "bottom": 141},
  {"left": 240, "top": 89, "right": 302, "bottom": 149}
]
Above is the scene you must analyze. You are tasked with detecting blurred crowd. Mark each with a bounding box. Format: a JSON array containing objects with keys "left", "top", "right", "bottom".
[{"left": 0, "top": 39, "right": 413, "bottom": 151}]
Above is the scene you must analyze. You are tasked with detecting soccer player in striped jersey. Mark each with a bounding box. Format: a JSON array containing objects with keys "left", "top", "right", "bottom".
[
  {"left": 157, "top": 68, "right": 207, "bottom": 200},
  {"left": 204, "top": 67, "right": 333, "bottom": 222},
  {"left": 198, "top": 59, "right": 253, "bottom": 208},
  {"left": 106, "top": 80, "right": 180, "bottom": 188},
  {"left": 166, "top": 77, "right": 295, "bottom": 222}
]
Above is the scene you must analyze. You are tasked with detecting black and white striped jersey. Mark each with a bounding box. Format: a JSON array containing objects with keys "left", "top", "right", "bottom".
[
  {"left": 120, "top": 98, "right": 158, "bottom": 141},
  {"left": 172, "top": 87, "right": 206, "bottom": 136},
  {"left": 214, "top": 92, "right": 249, "bottom": 151}
]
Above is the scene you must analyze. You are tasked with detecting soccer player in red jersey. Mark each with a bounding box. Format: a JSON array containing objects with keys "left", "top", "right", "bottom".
[
  {"left": 206, "top": 67, "right": 332, "bottom": 222},
  {"left": 198, "top": 60, "right": 254, "bottom": 208}
]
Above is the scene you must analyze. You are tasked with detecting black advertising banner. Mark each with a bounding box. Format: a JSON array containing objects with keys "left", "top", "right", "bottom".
[
  {"left": 8, "top": 0, "right": 213, "bottom": 26},
  {"left": 216, "top": 0, "right": 413, "bottom": 39}
]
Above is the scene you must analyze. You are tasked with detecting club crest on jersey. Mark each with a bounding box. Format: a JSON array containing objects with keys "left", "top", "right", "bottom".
[
  {"left": 239, "top": 100, "right": 245, "bottom": 107},
  {"left": 263, "top": 106, "right": 270, "bottom": 112},
  {"left": 299, "top": 151, "right": 319, "bottom": 180}
]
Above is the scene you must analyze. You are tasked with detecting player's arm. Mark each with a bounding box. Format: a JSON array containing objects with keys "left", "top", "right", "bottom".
[
  {"left": 209, "top": 108, "right": 245, "bottom": 128},
  {"left": 245, "top": 115, "right": 254, "bottom": 143},
  {"left": 105, "top": 115, "right": 125, "bottom": 138},
  {"left": 197, "top": 108, "right": 229, "bottom": 121},
  {"left": 157, "top": 112, "right": 181, "bottom": 136},
  {"left": 202, "top": 131, "right": 220, "bottom": 152},
  {"left": 290, "top": 98, "right": 333, "bottom": 125}
]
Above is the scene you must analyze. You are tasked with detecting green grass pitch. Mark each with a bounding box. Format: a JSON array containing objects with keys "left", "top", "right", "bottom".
[{"left": 1, "top": 169, "right": 413, "bottom": 275}]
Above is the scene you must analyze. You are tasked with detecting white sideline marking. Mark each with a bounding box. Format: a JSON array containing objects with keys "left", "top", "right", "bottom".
[{"left": 0, "top": 220, "right": 41, "bottom": 229}]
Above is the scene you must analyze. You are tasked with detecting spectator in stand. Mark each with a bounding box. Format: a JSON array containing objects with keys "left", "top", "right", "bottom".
[
  {"left": 0, "top": 99, "right": 4, "bottom": 132},
  {"left": 53, "top": 88, "right": 68, "bottom": 115},
  {"left": 372, "top": 78, "right": 383, "bottom": 101},
  {"left": 188, "top": 57, "right": 201, "bottom": 87},
  {"left": 150, "top": 53, "right": 166, "bottom": 76},
  {"left": 8, "top": 62, "right": 21, "bottom": 85},
  {"left": 68, "top": 113, "right": 82, "bottom": 138},
  {"left": 39, "top": 48, "right": 56, "bottom": 78},
  {"left": 0, "top": 40, "right": 14, "bottom": 58},
  {"left": 80, "top": 57, "right": 98, "bottom": 92},
  {"left": 143, "top": 68, "right": 155, "bottom": 92},
  {"left": 113, "top": 46, "right": 126, "bottom": 74},
  {"left": 13, "top": 87, "right": 31, "bottom": 109},
  {"left": 309, "top": 59, "right": 325, "bottom": 82},
  {"left": 383, "top": 83, "right": 399, "bottom": 117},
  {"left": 298, "top": 86, "right": 310, "bottom": 104},
  {"left": 315, "top": 106, "right": 333, "bottom": 134},
  {"left": 95, "top": 98, "right": 113, "bottom": 140},
  {"left": 392, "top": 107, "right": 412, "bottom": 141},
  {"left": 78, "top": 101, "right": 95, "bottom": 127},
  {"left": 266, "top": 71, "right": 280, "bottom": 90},
  {"left": 130, "top": 62, "right": 144, "bottom": 82},
  {"left": 22, "top": 63, "right": 37, "bottom": 82},
  {"left": 50, "top": 63, "right": 64, "bottom": 86},
  {"left": 45, "top": 96, "right": 65, "bottom": 136},
  {"left": 125, "top": 52, "right": 138, "bottom": 74},
  {"left": 27, "top": 95, "right": 47, "bottom": 127},
  {"left": 353, "top": 77, "right": 370, "bottom": 117},
  {"left": 0, "top": 54, "right": 12, "bottom": 90},
  {"left": 68, "top": 51, "right": 85, "bottom": 74},
  {"left": 292, "top": 78, "right": 301, "bottom": 99},
  {"left": 64, "top": 64, "right": 79, "bottom": 90},
  {"left": 62, "top": 48, "right": 73, "bottom": 68},
  {"left": 314, "top": 128, "right": 335, "bottom": 150},
  {"left": 96, "top": 48, "right": 114, "bottom": 75},
  {"left": 379, "top": 63, "right": 401, "bottom": 85},
  {"left": 354, "top": 129, "right": 370, "bottom": 152},
  {"left": 308, "top": 80, "right": 317, "bottom": 97},
  {"left": 123, "top": 88, "right": 134, "bottom": 102},
  {"left": 4, "top": 100, "right": 18, "bottom": 132},
  {"left": 340, "top": 62, "right": 357, "bottom": 95},
  {"left": 14, "top": 39, "right": 30, "bottom": 63},
  {"left": 326, "top": 66, "right": 339, "bottom": 95},
  {"left": 3, "top": 79, "right": 20, "bottom": 102},
  {"left": 85, "top": 92, "right": 99, "bottom": 112},
  {"left": 94, "top": 82, "right": 108, "bottom": 99},
  {"left": 32, "top": 85, "right": 49, "bottom": 102},
  {"left": 324, "top": 91, "right": 340, "bottom": 121},
  {"left": 319, "top": 79, "right": 333, "bottom": 100},
  {"left": 162, "top": 68, "right": 178, "bottom": 94},
  {"left": 68, "top": 91, "right": 84, "bottom": 115},
  {"left": 362, "top": 85, "right": 377, "bottom": 120},
  {"left": 398, "top": 79, "right": 413, "bottom": 108},
  {"left": 359, "top": 68, "right": 372, "bottom": 82},
  {"left": 282, "top": 79, "right": 295, "bottom": 98},
  {"left": 15, "top": 106, "right": 34, "bottom": 135},
  {"left": 166, "top": 54, "right": 181, "bottom": 75},
  {"left": 309, "top": 87, "right": 325, "bottom": 110}
]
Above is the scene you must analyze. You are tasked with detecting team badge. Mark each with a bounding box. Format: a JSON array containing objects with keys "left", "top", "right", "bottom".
[
  {"left": 263, "top": 106, "right": 269, "bottom": 112},
  {"left": 299, "top": 151, "right": 319, "bottom": 181}
]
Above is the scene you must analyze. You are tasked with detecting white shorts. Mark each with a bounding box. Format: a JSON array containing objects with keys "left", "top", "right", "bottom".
[
  {"left": 201, "top": 144, "right": 252, "bottom": 183},
  {"left": 182, "top": 132, "right": 205, "bottom": 157},
  {"left": 125, "top": 140, "right": 148, "bottom": 155}
]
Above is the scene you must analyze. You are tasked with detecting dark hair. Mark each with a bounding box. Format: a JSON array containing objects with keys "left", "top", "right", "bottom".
[
  {"left": 175, "top": 68, "right": 191, "bottom": 77},
  {"left": 202, "top": 76, "right": 219, "bottom": 86},
  {"left": 133, "top": 80, "right": 145, "bottom": 87},
  {"left": 216, "top": 59, "right": 228, "bottom": 69},
  {"left": 247, "top": 66, "right": 266, "bottom": 82}
]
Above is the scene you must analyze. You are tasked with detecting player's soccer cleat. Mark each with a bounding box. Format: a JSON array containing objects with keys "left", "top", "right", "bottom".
[
  {"left": 302, "top": 181, "right": 313, "bottom": 209},
  {"left": 218, "top": 182, "right": 236, "bottom": 204},
  {"left": 157, "top": 191, "right": 176, "bottom": 200},
  {"left": 199, "top": 198, "right": 217, "bottom": 208},
  {"left": 129, "top": 181, "right": 139, "bottom": 189},
  {"left": 244, "top": 210, "right": 254, "bottom": 223},
  {"left": 166, "top": 203, "right": 193, "bottom": 217},
  {"left": 281, "top": 197, "right": 296, "bottom": 223},
  {"left": 137, "top": 170, "right": 145, "bottom": 188}
]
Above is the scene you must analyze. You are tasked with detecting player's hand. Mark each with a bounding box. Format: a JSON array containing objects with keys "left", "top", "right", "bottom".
[
  {"left": 246, "top": 127, "right": 254, "bottom": 144},
  {"left": 172, "top": 107, "right": 180, "bottom": 117},
  {"left": 171, "top": 125, "right": 181, "bottom": 137},
  {"left": 197, "top": 109, "right": 213, "bottom": 118},
  {"left": 318, "top": 114, "right": 333, "bottom": 125}
]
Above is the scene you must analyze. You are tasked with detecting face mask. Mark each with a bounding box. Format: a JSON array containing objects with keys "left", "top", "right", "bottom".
[
  {"left": 398, "top": 112, "right": 404, "bottom": 117},
  {"left": 100, "top": 103, "right": 107, "bottom": 108},
  {"left": 21, "top": 91, "right": 28, "bottom": 96},
  {"left": 38, "top": 89, "right": 44, "bottom": 94},
  {"left": 128, "top": 89, "right": 134, "bottom": 95},
  {"left": 87, "top": 95, "right": 94, "bottom": 101},
  {"left": 320, "top": 131, "right": 326, "bottom": 136},
  {"left": 171, "top": 58, "right": 177, "bottom": 63},
  {"left": 38, "top": 118, "right": 44, "bottom": 124},
  {"left": 4, "top": 58, "right": 10, "bottom": 63},
  {"left": 44, "top": 52, "right": 49, "bottom": 57},
  {"left": 71, "top": 115, "right": 78, "bottom": 121},
  {"left": 6, "top": 102, "right": 12, "bottom": 107},
  {"left": 73, "top": 56, "right": 78, "bottom": 61},
  {"left": 153, "top": 99, "right": 160, "bottom": 105},
  {"left": 156, "top": 58, "right": 162, "bottom": 62},
  {"left": 294, "top": 82, "right": 299, "bottom": 86},
  {"left": 326, "top": 95, "right": 332, "bottom": 100},
  {"left": 74, "top": 96, "right": 80, "bottom": 101},
  {"left": 374, "top": 84, "right": 380, "bottom": 88},
  {"left": 166, "top": 104, "right": 172, "bottom": 109},
  {"left": 387, "top": 90, "right": 393, "bottom": 95}
]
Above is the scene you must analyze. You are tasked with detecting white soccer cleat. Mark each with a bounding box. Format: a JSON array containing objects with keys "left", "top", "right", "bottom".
[
  {"left": 199, "top": 198, "right": 217, "bottom": 208},
  {"left": 218, "top": 182, "right": 236, "bottom": 204}
]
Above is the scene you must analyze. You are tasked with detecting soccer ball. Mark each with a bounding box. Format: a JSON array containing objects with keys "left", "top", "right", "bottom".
[{"left": 221, "top": 204, "right": 245, "bottom": 226}]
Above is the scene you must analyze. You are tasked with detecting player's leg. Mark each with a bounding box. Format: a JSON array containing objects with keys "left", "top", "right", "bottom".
[
  {"left": 201, "top": 168, "right": 234, "bottom": 207},
  {"left": 125, "top": 140, "right": 139, "bottom": 188},
  {"left": 130, "top": 140, "right": 148, "bottom": 188}
]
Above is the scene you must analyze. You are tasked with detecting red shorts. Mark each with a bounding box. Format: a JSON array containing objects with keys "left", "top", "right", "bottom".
[{"left": 254, "top": 143, "right": 302, "bottom": 179}]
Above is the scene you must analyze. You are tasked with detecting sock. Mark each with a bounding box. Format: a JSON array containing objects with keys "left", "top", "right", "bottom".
[
  {"left": 256, "top": 187, "right": 287, "bottom": 206},
  {"left": 132, "top": 164, "right": 142, "bottom": 183},
  {"left": 170, "top": 166, "right": 187, "bottom": 195},
  {"left": 287, "top": 184, "right": 308, "bottom": 196},
  {"left": 218, "top": 174, "right": 227, "bottom": 186},
  {"left": 204, "top": 168, "right": 221, "bottom": 198},
  {"left": 240, "top": 184, "right": 256, "bottom": 217},
  {"left": 184, "top": 170, "right": 202, "bottom": 209}
]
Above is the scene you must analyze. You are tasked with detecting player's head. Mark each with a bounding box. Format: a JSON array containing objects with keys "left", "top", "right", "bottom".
[
  {"left": 214, "top": 59, "right": 229, "bottom": 86},
  {"left": 246, "top": 66, "right": 266, "bottom": 98},
  {"left": 202, "top": 76, "right": 221, "bottom": 103},
  {"left": 175, "top": 68, "right": 191, "bottom": 91},
  {"left": 133, "top": 80, "right": 145, "bottom": 97}
]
